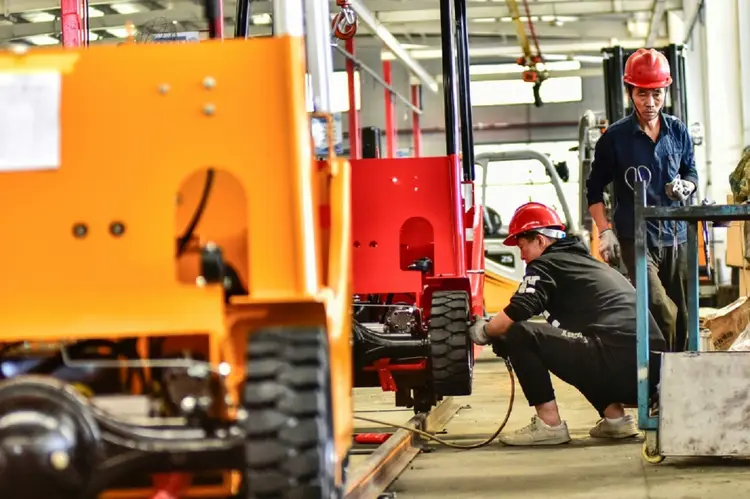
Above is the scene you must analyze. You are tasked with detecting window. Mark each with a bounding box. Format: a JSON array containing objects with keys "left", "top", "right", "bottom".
[
  {"left": 305, "top": 71, "right": 361, "bottom": 113},
  {"left": 471, "top": 76, "right": 583, "bottom": 106}
]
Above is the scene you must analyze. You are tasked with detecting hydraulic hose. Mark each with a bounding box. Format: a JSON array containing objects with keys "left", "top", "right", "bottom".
[{"left": 353, "top": 359, "right": 516, "bottom": 450}]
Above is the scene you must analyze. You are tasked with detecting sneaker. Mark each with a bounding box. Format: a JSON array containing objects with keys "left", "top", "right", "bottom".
[
  {"left": 589, "top": 414, "right": 640, "bottom": 439},
  {"left": 498, "top": 415, "right": 572, "bottom": 446}
]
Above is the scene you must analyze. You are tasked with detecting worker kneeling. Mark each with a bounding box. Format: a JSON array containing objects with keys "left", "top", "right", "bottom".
[{"left": 470, "top": 202, "right": 666, "bottom": 446}]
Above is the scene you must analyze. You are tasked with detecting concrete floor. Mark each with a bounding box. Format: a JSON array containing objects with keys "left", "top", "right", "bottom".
[{"left": 354, "top": 348, "right": 750, "bottom": 499}]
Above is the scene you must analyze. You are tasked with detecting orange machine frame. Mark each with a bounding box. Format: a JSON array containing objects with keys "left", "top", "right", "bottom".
[{"left": 0, "top": 36, "right": 352, "bottom": 496}]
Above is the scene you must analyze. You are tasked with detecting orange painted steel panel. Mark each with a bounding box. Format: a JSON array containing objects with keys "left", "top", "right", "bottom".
[{"left": 0, "top": 35, "right": 354, "bottom": 494}]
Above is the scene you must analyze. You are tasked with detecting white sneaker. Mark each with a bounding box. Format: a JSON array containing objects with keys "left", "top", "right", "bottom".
[
  {"left": 498, "top": 415, "right": 572, "bottom": 446},
  {"left": 589, "top": 414, "right": 640, "bottom": 439}
]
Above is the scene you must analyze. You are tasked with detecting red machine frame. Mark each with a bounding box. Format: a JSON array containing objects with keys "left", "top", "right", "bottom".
[{"left": 349, "top": 0, "right": 484, "bottom": 411}]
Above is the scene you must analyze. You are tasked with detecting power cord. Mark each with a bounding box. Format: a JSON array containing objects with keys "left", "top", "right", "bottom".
[{"left": 353, "top": 360, "right": 515, "bottom": 450}]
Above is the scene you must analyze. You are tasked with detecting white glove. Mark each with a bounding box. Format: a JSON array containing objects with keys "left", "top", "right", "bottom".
[
  {"left": 468, "top": 314, "right": 490, "bottom": 345},
  {"left": 665, "top": 174, "right": 696, "bottom": 202},
  {"left": 599, "top": 228, "right": 621, "bottom": 266}
]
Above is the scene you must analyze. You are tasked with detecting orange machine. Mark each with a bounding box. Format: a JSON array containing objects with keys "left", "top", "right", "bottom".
[{"left": 0, "top": 18, "right": 352, "bottom": 499}]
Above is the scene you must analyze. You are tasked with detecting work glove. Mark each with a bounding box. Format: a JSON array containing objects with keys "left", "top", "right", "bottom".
[
  {"left": 665, "top": 174, "right": 696, "bottom": 202},
  {"left": 468, "top": 314, "right": 490, "bottom": 345},
  {"left": 599, "top": 228, "right": 621, "bottom": 266}
]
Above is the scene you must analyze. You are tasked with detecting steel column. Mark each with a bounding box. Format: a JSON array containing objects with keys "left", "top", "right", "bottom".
[
  {"left": 302, "top": 0, "right": 333, "bottom": 111},
  {"left": 411, "top": 84, "right": 422, "bottom": 157},
  {"left": 454, "top": 0, "right": 475, "bottom": 181},
  {"left": 383, "top": 60, "right": 396, "bottom": 159},
  {"left": 205, "top": 0, "right": 223, "bottom": 39},
  {"left": 60, "top": 0, "right": 85, "bottom": 47},
  {"left": 439, "top": 0, "right": 459, "bottom": 156},
  {"left": 215, "top": 0, "right": 224, "bottom": 38},
  {"left": 346, "top": 38, "right": 361, "bottom": 159}
]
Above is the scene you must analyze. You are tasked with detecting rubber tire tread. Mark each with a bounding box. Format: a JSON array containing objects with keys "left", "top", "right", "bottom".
[
  {"left": 241, "top": 327, "right": 336, "bottom": 499},
  {"left": 428, "top": 291, "right": 473, "bottom": 397}
]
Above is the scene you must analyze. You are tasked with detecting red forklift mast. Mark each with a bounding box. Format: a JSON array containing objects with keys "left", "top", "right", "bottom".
[{"left": 349, "top": 0, "right": 485, "bottom": 413}]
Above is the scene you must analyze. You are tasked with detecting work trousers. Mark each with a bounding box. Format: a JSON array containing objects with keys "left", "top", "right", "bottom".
[
  {"left": 620, "top": 239, "right": 688, "bottom": 352},
  {"left": 491, "top": 321, "right": 661, "bottom": 417}
]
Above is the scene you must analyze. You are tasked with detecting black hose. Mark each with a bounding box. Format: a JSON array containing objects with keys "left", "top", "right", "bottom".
[{"left": 176, "top": 169, "right": 215, "bottom": 257}]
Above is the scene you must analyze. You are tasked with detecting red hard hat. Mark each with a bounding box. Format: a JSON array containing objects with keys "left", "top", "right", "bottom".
[
  {"left": 623, "top": 48, "right": 672, "bottom": 89},
  {"left": 503, "top": 202, "right": 566, "bottom": 247}
]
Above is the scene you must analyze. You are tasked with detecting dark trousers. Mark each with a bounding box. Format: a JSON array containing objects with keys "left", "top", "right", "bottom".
[
  {"left": 620, "top": 239, "right": 688, "bottom": 352},
  {"left": 492, "top": 321, "right": 660, "bottom": 417}
]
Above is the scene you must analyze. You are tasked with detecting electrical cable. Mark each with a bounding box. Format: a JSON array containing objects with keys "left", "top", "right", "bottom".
[
  {"left": 176, "top": 169, "right": 216, "bottom": 257},
  {"left": 353, "top": 359, "right": 516, "bottom": 450}
]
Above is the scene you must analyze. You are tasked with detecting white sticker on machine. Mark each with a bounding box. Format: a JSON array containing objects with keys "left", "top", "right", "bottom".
[{"left": 0, "top": 71, "right": 61, "bottom": 172}]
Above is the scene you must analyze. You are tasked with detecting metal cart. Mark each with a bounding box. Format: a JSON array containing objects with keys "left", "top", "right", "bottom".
[{"left": 634, "top": 179, "right": 750, "bottom": 463}]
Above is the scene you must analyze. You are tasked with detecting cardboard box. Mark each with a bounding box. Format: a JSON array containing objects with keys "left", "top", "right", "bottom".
[{"left": 703, "top": 296, "right": 750, "bottom": 350}]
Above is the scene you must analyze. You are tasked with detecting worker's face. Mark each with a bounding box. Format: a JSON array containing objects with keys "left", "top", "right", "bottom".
[
  {"left": 517, "top": 234, "right": 547, "bottom": 263},
  {"left": 631, "top": 87, "right": 666, "bottom": 122}
]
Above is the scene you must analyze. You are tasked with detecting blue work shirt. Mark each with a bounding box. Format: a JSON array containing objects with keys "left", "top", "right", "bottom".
[{"left": 586, "top": 112, "right": 699, "bottom": 248}]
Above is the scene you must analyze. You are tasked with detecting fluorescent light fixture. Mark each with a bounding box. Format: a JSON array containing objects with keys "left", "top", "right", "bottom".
[
  {"left": 26, "top": 35, "right": 59, "bottom": 45},
  {"left": 23, "top": 12, "right": 56, "bottom": 23},
  {"left": 251, "top": 13, "right": 272, "bottom": 25},
  {"left": 88, "top": 7, "right": 104, "bottom": 17},
  {"left": 470, "top": 60, "right": 581, "bottom": 75},
  {"left": 106, "top": 28, "right": 130, "bottom": 38},
  {"left": 401, "top": 43, "right": 428, "bottom": 50},
  {"left": 499, "top": 15, "right": 579, "bottom": 23},
  {"left": 573, "top": 55, "right": 604, "bottom": 64},
  {"left": 110, "top": 3, "right": 141, "bottom": 14}
]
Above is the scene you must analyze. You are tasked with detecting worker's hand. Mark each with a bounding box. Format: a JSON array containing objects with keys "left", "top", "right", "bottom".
[
  {"left": 599, "top": 228, "right": 621, "bottom": 266},
  {"left": 665, "top": 174, "right": 696, "bottom": 202},
  {"left": 468, "top": 314, "right": 490, "bottom": 345}
]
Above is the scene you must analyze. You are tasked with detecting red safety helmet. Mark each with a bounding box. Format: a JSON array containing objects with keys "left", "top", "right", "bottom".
[
  {"left": 623, "top": 48, "right": 672, "bottom": 89},
  {"left": 503, "top": 202, "right": 566, "bottom": 247}
]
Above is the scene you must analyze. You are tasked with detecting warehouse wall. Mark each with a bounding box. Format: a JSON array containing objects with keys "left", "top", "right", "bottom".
[{"left": 333, "top": 48, "right": 607, "bottom": 156}]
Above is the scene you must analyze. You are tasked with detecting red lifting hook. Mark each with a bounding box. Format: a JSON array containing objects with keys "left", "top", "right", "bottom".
[{"left": 332, "top": 0, "right": 358, "bottom": 40}]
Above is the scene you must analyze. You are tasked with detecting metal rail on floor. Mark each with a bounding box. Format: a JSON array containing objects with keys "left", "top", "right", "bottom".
[{"left": 344, "top": 397, "right": 461, "bottom": 499}]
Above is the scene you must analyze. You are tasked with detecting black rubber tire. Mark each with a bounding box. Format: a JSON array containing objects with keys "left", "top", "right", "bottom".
[
  {"left": 241, "top": 326, "right": 338, "bottom": 499},
  {"left": 428, "top": 291, "right": 473, "bottom": 397}
]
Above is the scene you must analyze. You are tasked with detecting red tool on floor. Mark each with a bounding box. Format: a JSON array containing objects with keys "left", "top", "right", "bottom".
[
  {"left": 355, "top": 433, "right": 393, "bottom": 445},
  {"left": 150, "top": 473, "right": 191, "bottom": 499}
]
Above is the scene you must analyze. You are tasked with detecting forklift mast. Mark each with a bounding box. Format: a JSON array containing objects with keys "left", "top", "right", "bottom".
[
  {"left": 601, "top": 44, "right": 689, "bottom": 124},
  {"left": 441, "top": 0, "right": 476, "bottom": 181}
]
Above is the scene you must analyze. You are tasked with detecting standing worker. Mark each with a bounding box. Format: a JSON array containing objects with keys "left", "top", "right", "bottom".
[
  {"left": 468, "top": 202, "right": 666, "bottom": 446},
  {"left": 586, "top": 48, "right": 699, "bottom": 352}
]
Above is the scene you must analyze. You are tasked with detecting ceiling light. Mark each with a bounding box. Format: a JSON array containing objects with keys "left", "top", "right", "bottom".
[
  {"left": 23, "top": 12, "right": 56, "bottom": 23},
  {"left": 469, "top": 60, "right": 581, "bottom": 76},
  {"left": 26, "top": 35, "right": 59, "bottom": 45},
  {"left": 251, "top": 13, "right": 272, "bottom": 25},
  {"left": 110, "top": 3, "right": 141, "bottom": 14},
  {"left": 106, "top": 28, "right": 130, "bottom": 38}
]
